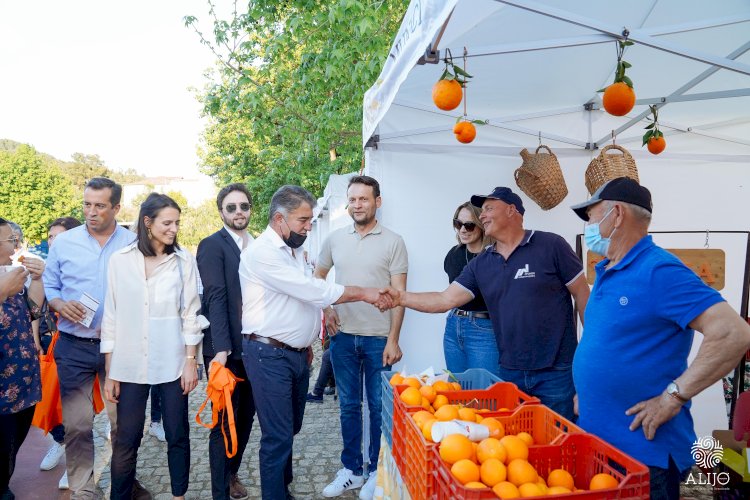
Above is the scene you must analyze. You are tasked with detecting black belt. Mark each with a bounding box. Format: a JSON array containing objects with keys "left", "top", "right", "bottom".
[
  {"left": 454, "top": 309, "right": 490, "bottom": 319},
  {"left": 59, "top": 331, "right": 100, "bottom": 344},
  {"left": 243, "top": 333, "right": 307, "bottom": 353}
]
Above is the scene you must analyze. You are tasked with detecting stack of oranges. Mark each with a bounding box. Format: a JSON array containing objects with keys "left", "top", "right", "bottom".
[{"left": 392, "top": 373, "right": 463, "bottom": 413}]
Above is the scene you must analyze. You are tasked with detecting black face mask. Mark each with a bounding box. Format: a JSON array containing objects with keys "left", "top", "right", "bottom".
[{"left": 282, "top": 218, "right": 307, "bottom": 249}]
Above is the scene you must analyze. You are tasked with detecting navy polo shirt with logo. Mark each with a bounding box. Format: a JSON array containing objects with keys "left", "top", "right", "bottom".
[
  {"left": 573, "top": 235, "right": 724, "bottom": 470},
  {"left": 454, "top": 230, "right": 584, "bottom": 370}
]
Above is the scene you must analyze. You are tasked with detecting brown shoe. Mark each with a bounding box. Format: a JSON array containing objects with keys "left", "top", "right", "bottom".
[
  {"left": 229, "top": 474, "right": 249, "bottom": 500},
  {"left": 131, "top": 479, "right": 153, "bottom": 500}
]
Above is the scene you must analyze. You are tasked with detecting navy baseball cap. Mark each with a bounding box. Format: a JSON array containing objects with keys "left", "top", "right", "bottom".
[
  {"left": 571, "top": 177, "right": 652, "bottom": 221},
  {"left": 470, "top": 187, "right": 525, "bottom": 215}
]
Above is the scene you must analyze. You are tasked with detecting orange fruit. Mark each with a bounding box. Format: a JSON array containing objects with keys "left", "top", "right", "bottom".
[
  {"left": 547, "top": 486, "right": 573, "bottom": 494},
  {"left": 480, "top": 458, "right": 507, "bottom": 487},
  {"left": 506, "top": 459, "right": 538, "bottom": 486},
  {"left": 647, "top": 136, "right": 666, "bottom": 154},
  {"left": 389, "top": 373, "right": 404, "bottom": 386},
  {"left": 477, "top": 438, "right": 507, "bottom": 464},
  {"left": 589, "top": 473, "right": 618, "bottom": 490},
  {"left": 439, "top": 434, "right": 474, "bottom": 465},
  {"left": 403, "top": 377, "right": 421, "bottom": 389},
  {"left": 412, "top": 410, "right": 433, "bottom": 428},
  {"left": 481, "top": 418, "right": 505, "bottom": 439},
  {"left": 433, "top": 380, "right": 452, "bottom": 393},
  {"left": 535, "top": 479, "right": 548, "bottom": 494},
  {"left": 476, "top": 414, "right": 484, "bottom": 423},
  {"left": 422, "top": 418, "right": 437, "bottom": 442},
  {"left": 399, "top": 386, "right": 421, "bottom": 406},
  {"left": 421, "top": 397, "right": 433, "bottom": 411},
  {"left": 458, "top": 407, "right": 477, "bottom": 422},
  {"left": 602, "top": 81, "right": 636, "bottom": 116},
  {"left": 453, "top": 121, "right": 477, "bottom": 144},
  {"left": 451, "top": 458, "right": 481, "bottom": 485},
  {"left": 547, "top": 469, "right": 574, "bottom": 490},
  {"left": 492, "top": 481, "right": 520, "bottom": 498},
  {"left": 433, "top": 394, "right": 449, "bottom": 410},
  {"left": 518, "top": 482, "right": 544, "bottom": 497},
  {"left": 516, "top": 432, "right": 534, "bottom": 447},
  {"left": 451, "top": 381, "right": 462, "bottom": 391},
  {"left": 432, "top": 79, "right": 463, "bottom": 111},
  {"left": 500, "top": 435, "right": 529, "bottom": 462},
  {"left": 434, "top": 404, "right": 460, "bottom": 421},
  {"left": 420, "top": 384, "right": 437, "bottom": 403},
  {"left": 465, "top": 481, "right": 487, "bottom": 489}
]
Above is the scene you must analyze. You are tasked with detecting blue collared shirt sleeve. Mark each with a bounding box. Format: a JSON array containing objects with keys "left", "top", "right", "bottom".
[
  {"left": 653, "top": 257, "right": 724, "bottom": 329},
  {"left": 552, "top": 234, "right": 585, "bottom": 285},
  {"left": 453, "top": 257, "right": 478, "bottom": 299},
  {"left": 43, "top": 241, "right": 63, "bottom": 302}
]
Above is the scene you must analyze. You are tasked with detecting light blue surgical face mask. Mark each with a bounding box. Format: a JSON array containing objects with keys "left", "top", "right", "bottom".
[{"left": 584, "top": 207, "right": 616, "bottom": 256}]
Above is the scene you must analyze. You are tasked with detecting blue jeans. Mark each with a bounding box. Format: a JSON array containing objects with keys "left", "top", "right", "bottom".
[
  {"left": 242, "top": 338, "right": 308, "bottom": 500},
  {"left": 443, "top": 311, "right": 500, "bottom": 376},
  {"left": 330, "top": 332, "right": 390, "bottom": 475},
  {"left": 497, "top": 363, "right": 575, "bottom": 421}
]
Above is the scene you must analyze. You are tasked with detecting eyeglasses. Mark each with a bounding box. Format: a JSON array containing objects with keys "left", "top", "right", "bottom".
[
  {"left": 224, "top": 203, "right": 251, "bottom": 213},
  {"left": 0, "top": 237, "right": 18, "bottom": 244},
  {"left": 453, "top": 219, "right": 478, "bottom": 231}
]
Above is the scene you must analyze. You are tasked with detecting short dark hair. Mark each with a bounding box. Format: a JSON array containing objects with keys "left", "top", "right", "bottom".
[
  {"left": 136, "top": 193, "right": 181, "bottom": 257},
  {"left": 268, "top": 185, "right": 316, "bottom": 223},
  {"left": 85, "top": 177, "right": 123, "bottom": 206},
  {"left": 216, "top": 183, "right": 252, "bottom": 212},
  {"left": 348, "top": 175, "right": 380, "bottom": 198},
  {"left": 48, "top": 217, "right": 82, "bottom": 232},
  {"left": 0, "top": 217, "right": 9, "bottom": 228}
]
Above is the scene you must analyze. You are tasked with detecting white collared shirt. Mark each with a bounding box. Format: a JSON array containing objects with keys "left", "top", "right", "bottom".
[
  {"left": 239, "top": 226, "right": 344, "bottom": 348},
  {"left": 101, "top": 243, "right": 205, "bottom": 384},
  {"left": 223, "top": 224, "right": 253, "bottom": 251}
]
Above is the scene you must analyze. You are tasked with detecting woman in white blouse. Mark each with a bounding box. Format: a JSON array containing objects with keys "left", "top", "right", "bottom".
[{"left": 102, "top": 193, "right": 205, "bottom": 500}]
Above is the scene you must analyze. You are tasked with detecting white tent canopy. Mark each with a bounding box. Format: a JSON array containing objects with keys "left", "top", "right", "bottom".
[{"left": 355, "top": 0, "right": 750, "bottom": 437}]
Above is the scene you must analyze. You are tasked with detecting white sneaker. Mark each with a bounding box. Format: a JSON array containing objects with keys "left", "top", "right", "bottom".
[
  {"left": 322, "top": 468, "right": 365, "bottom": 497},
  {"left": 359, "top": 473, "right": 377, "bottom": 500},
  {"left": 149, "top": 421, "right": 166, "bottom": 442},
  {"left": 58, "top": 471, "right": 69, "bottom": 490},
  {"left": 40, "top": 441, "right": 65, "bottom": 470}
]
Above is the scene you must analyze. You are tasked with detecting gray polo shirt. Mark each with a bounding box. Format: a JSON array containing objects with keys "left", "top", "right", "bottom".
[{"left": 317, "top": 222, "right": 408, "bottom": 336}]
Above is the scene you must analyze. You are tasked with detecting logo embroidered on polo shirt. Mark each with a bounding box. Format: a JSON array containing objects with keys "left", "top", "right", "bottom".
[
  {"left": 619, "top": 296, "right": 629, "bottom": 306},
  {"left": 513, "top": 264, "right": 535, "bottom": 279}
]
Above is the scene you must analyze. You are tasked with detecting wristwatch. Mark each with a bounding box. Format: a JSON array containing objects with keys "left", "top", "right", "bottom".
[{"left": 666, "top": 381, "right": 689, "bottom": 404}]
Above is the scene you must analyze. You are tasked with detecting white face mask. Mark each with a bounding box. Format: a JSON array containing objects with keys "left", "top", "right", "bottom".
[{"left": 584, "top": 207, "right": 616, "bottom": 256}]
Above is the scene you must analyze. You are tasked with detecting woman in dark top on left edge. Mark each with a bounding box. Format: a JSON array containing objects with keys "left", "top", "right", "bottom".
[{"left": 0, "top": 217, "right": 46, "bottom": 500}]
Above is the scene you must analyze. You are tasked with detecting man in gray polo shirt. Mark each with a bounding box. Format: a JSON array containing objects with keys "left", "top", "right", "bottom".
[{"left": 315, "top": 175, "right": 408, "bottom": 499}]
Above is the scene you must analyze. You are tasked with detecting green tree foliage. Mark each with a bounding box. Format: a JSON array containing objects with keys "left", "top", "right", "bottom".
[
  {"left": 178, "top": 198, "right": 221, "bottom": 251},
  {"left": 185, "top": 0, "right": 406, "bottom": 232},
  {"left": 0, "top": 145, "right": 80, "bottom": 242}
]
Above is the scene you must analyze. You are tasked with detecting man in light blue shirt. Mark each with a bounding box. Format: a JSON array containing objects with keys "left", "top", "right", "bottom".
[{"left": 43, "top": 178, "right": 138, "bottom": 500}]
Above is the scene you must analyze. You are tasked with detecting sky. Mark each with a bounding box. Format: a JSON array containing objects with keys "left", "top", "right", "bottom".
[{"left": 0, "top": 0, "right": 218, "bottom": 179}]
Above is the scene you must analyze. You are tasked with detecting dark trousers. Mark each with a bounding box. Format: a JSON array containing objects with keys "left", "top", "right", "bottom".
[
  {"left": 311, "top": 348, "right": 335, "bottom": 396},
  {"left": 242, "top": 338, "right": 308, "bottom": 500},
  {"left": 204, "top": 356, "right": 256, "bottom": 500},
  {"left": 0, "top": 405, "right": 35, "bottom": 496},
  {"left": 110, "top": 378, "right": 190, "bottom": 499},
  {"left": 150, "top": 385, "right": 162, "bottom": 422},
  {"left": 649, "top": 457, "right": 691, "bottom": 500}
]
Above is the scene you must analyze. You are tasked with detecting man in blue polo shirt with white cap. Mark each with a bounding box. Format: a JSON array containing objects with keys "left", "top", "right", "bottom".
[
  {"left": 570, "top": 177, "right": 750, "bottom": 499},
  {"left": 382, "top": 186, "right": 589, "bottom": 420}
]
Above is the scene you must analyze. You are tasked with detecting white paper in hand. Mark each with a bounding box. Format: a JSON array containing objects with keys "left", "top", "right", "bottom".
[{"left": 78, "top": 292, "right": 100, "bottom": 328}]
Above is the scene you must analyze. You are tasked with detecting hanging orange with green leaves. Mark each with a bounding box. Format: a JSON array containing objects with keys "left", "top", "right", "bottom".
[
  {"left": 432, "top": 50, "right": 472, "bottom": 111},
  {"left": 643, "top": 105, "right": 666, "bottom": 154},
  {"left": 599, "top": 39, "right": 636, "bottom": 116}
]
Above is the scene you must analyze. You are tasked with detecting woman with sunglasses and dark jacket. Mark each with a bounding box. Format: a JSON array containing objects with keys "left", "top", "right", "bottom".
[{"left": 442, "top": 202, "right": 499, "bottom": 376}]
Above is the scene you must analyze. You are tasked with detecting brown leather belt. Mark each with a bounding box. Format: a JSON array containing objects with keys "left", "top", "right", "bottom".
[
  {"left": 243, "top": 333, "right": 307, "bottom": 353},
  {"left": 454, "top": 309, "right": 491, "bottom": 319}
]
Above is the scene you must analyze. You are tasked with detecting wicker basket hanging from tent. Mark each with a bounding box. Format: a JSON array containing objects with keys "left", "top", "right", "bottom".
[
  {"left": 585, "top": 144, "right": 639, "bottom": 194},
  {"left": 513, "top": 145, "right": 568, "bottom": 210}
]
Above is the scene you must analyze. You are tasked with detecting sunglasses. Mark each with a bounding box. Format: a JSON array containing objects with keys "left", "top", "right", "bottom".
[
  {"left": 453, "top": 219, "right": 478, "bottom": 231},
  {"left": 225, "top": 203, "right": 252, "bottom": 213}
]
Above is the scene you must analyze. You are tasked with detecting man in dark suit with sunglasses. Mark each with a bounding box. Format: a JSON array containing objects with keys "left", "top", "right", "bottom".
[{"left": 197, "top": 183, "right": 256, "bottom": 500}]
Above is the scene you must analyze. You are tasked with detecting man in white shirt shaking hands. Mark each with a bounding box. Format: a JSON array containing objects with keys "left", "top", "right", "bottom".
[{"left": 238, "top": 185, "right": 391, "bottom": 500}]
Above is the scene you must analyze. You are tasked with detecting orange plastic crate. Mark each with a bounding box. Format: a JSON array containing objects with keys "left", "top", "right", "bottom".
[
  {"left": 481, "top": 404, "right": 583, "bottom": 445},
  {"left": 439, "top": 382, "right": 541, "bottom": 411},
  {"left": 397, "top": 410, "right": 437, "bottom": 500},
  {"left": 432, "top": 433, "right": 650, "bottom": 499}
]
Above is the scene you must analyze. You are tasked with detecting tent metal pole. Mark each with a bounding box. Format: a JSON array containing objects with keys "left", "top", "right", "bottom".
[
  {"left": 495, "top": 0, "right": 750, "bottom": 76},
  {"left": 635, "top": 88, "right": 750, "bottom": 105}
]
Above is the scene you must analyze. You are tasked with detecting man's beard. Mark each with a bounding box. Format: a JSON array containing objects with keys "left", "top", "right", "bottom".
[{"left": 223, "top": 215, "right": 249, "bottom": 231}]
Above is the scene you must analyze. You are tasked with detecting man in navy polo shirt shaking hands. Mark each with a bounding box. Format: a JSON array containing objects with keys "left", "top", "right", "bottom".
[{"left": 382, "top": 187, "right": 589, "bottom": 420}]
